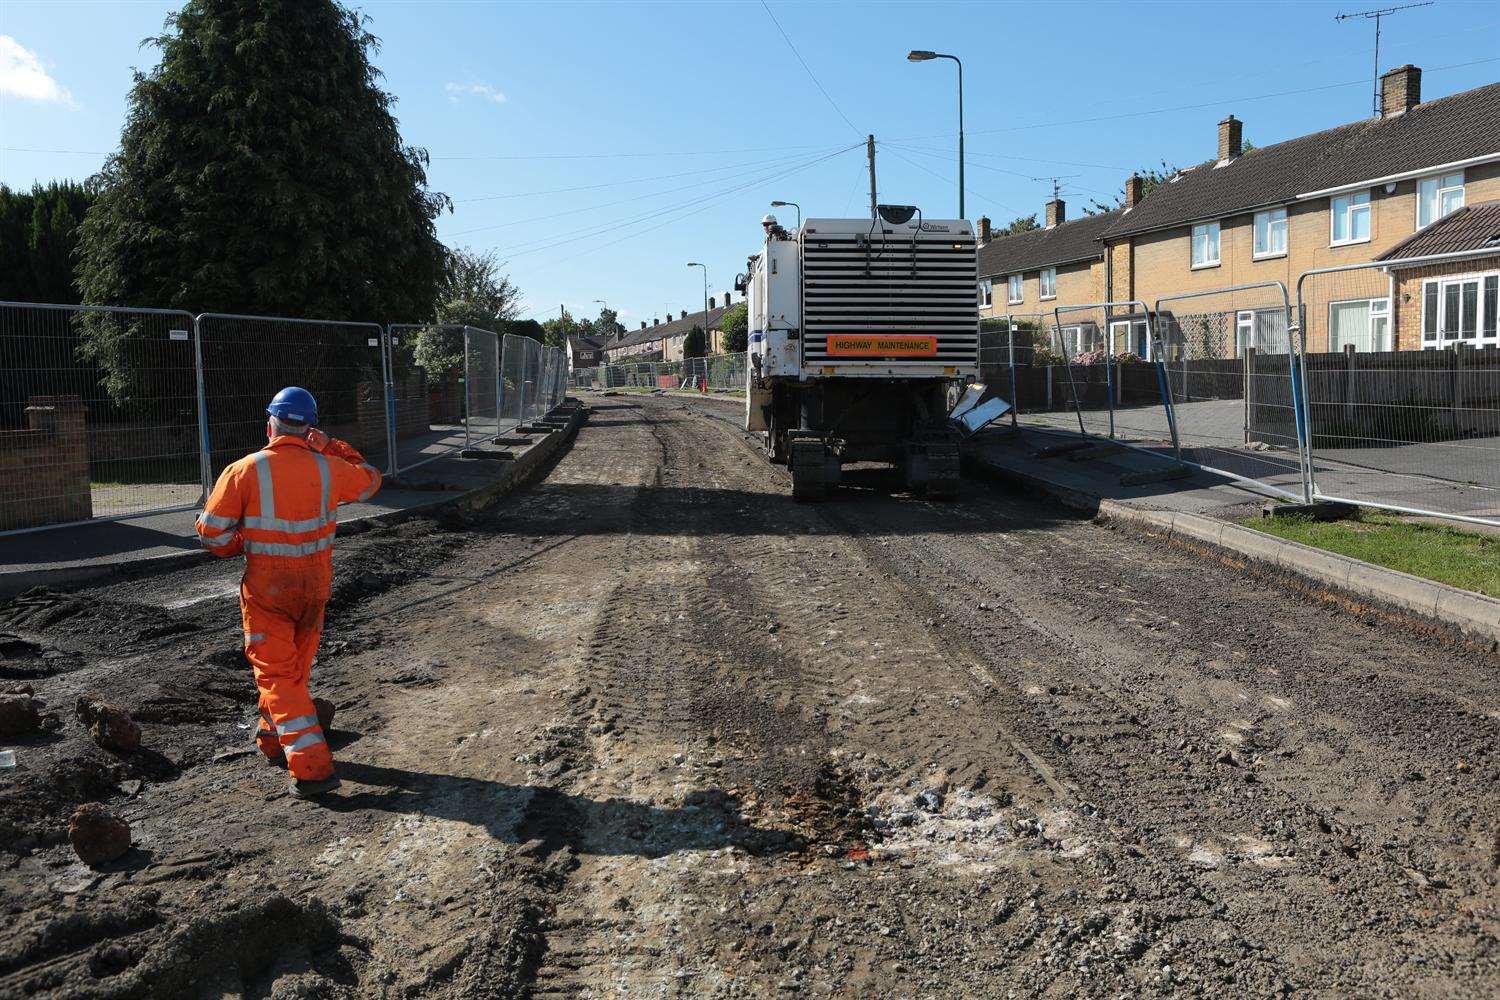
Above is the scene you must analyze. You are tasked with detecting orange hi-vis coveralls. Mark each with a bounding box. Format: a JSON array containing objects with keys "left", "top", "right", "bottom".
[{"left": 194, "top": 434, "right": 381, "bottom": 781}]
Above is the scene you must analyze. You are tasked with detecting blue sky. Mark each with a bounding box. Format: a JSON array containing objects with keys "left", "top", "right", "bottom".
[{"left": 2, "top": 0, "right": 1497, "bottom": 325}]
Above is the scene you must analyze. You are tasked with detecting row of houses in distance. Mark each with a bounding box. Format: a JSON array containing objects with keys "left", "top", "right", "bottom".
[
  {"left": 977, "top": 65, "right": 1500, "bottom": 358},
  {"left": 567, "top": 292, "right": 740, "bottom": 371}
]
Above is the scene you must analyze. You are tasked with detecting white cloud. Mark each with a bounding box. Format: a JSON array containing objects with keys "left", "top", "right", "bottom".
[
  {"left": 0, "top": 36, "right": 76, "bottom": 107},
  {"left": 445, "top": 82, "right": 506, "bottom": 105}
]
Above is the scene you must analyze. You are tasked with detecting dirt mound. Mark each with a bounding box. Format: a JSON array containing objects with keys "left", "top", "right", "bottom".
[{"left": 0, "top": 590, "right": 200, "bottom": 652}]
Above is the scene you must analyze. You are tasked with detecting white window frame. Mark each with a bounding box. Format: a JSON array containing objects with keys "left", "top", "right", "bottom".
[
  {"left": 1235, "top": 308, "right": 1293, "bottom": 356},
  {"left": 1421, "top": 271, "right": 1499, "bottom": 350},
  {"left": 1191, "top": 221, "right": 1220, "bottom": 269},
  {"left": 1252, "top": 207, "right": 1288, "bottom": 260},
  {"left": 979, "top": 277, "right": 993, "bottom": 307},
  {"left": 1330, "top": 190, "right": 1372, "bottom": 247},
  {"left": 1327, "top": 297, "right": 1393, "bottom": 353},
  {"left": 1416, "top": 171, "right": 1465, "bottom": 229},
  {"left": 1007, "top": 274, "right": 1023, "bottom": 305},
  {"left": 1109, "top": 318, "right": 1152, "bottom": 359},
  {"left": 1040, "top": 267, "right": 1057, "bottom": 300}
]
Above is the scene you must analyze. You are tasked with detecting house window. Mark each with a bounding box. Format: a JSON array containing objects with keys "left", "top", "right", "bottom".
[
  {"left": 1417, "top": 172, "right": 1464, "bottom": 228},
  {"left": 1330, "top": 190, "right": 1371, "bottom": 246},
  {"left": 1422, "top": 273, "right": 1499, "bottom": 349},
  {"left": 1191, "top": 222, "right": 1220, "bottom": 268},
  {"left": 1253, "top": 208, "right": 1287, "bottom": 258},
  {"left": 1109, "top": 319, "right": 1151, "bottom": 359},
  {"left": 1040, "top": 267, "right": 1057, "bottom": 300},
  {"left": 1328, "top": 298, "right": 1392, "bottom": 352},
  {"left": 979, "top": 278, "right": 993, "bottom": 307},
  {"left": 1007, "top": 274, "right": 1023, "bottom": 304},
  {"left": 1236, "top": 309, "right": 1292, "bottom": 355}
]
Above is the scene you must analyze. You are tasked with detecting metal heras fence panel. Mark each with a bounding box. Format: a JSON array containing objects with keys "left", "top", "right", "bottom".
[
  {"left": 500, "top": 334, "right": 528, "bottom": 428},
  {"left": 1049, "top": 300, "right": 1143, "bottom": 441},
  {"left": 0, "top": 301, "right": 203, "bottom": 535},
  {"left": 1297, "top": 252, "right": 1500, "bottom": 525},
  {"left": 1151, "top": 282, "right": 1306, "bottom": 501},
  {"left": 382, "top": 323, "right": 474, "bottom": 475},
  {"left": 197, "top": 313, "right": 390, "bottom": 478},
  {"left": 521, "top": 337, "right": 543, "bottom": 425},
  {"left": 464, "top": 326, "right": 500, "bottom": 447}
]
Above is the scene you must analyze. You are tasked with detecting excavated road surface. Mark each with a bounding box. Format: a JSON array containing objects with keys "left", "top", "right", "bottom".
[{"left": 2, "top": 393, "right": 1497, "bottom": 998}]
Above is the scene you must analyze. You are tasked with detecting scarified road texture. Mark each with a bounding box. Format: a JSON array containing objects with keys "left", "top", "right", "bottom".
[{"left": 2, "top": 394, "right": 1497, "bottom": 998}]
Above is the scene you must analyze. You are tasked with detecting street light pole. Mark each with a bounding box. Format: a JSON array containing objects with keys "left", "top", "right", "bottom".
[
  {"left": 907, "top": 49, "right": 964, "bottom": 219},
  {"left": 686, "top": 262, "right": 708, "bottom": 356},
  {"left": 771, "top": 200, "right": 801, "bottom": 231}
]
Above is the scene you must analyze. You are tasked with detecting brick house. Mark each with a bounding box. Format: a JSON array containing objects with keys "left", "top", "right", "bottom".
[
  {"left": 1375, "top": 201, "right": 1500, "bottom": 351},
  {"left": 978, "top": 65, "right": 1500, "bottom": 358},
  {"left": 1102, "top": 66, "right": 1500, "bottom": 355},
  {"left": 567, "top": 335, "right": 604, "bottom": 371},
  {"left": 602, "top": 298, "right": 732, "bottom": 364},
  {"left": 976, "top": 201, "right": 1122, "bottom": 354}
]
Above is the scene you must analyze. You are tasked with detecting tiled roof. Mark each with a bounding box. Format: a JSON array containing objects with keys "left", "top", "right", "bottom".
[
  {"left": 1376, "top": 202, "right": 1500, "bottom": 261},
  {"left": 977, "top": 209, "right": 1122, "bottom": 277},
  {"left": 606, "top": 304, "right": 729, "bottom": 351},
  {"left": 570, "top": 335, "right": 604, "bottom": 351},
  {"left": 1102, "top": 80, "right": 1500, "bottom": 240}
]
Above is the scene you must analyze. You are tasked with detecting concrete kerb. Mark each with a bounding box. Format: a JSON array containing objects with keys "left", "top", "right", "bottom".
[
  {"left": 964, "top": 451, "right": 1500, "bottom": 646},
  {"left": 0, "top": 406, "right": 587, "bottom": 601}
]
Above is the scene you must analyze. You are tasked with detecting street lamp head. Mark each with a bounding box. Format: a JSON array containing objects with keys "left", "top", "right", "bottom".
[
  {"left": 907, "top": 49, "right": 937, "bottom": 61},
  {"left": 687, "top": 262, "right": 701, "bottom": 268},
  {"left": 771, "top": 200, "right": 789, "bottom": 207}
]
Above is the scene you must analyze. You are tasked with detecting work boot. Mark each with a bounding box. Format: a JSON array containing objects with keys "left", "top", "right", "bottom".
[
  {"left": 288, "top": 773, "right": 342, "bottom": 800},
  {"left": 313, "top": 697, "right": 336, "bottom": 732}
]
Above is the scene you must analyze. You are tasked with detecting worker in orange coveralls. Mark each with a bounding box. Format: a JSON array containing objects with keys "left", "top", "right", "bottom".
[{"left": 194, "top": 387, "right": 381, "bottom": 798}]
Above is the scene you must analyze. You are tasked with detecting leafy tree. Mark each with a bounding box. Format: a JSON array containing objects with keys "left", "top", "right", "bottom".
[
  {"left": 720, "top": 302, "right": 748, "bottom": 353},
  {"left": 1084, "top": 160, "right": 1178, "bottom": 215},
  {"left": 998, "top": 214, "right": 1039, "bottom": 237},
  {"left": 413, "top": 247, "right": 520, "bottom": 383},
  {"left": 590, "top": 307, "right": 622, "bottom": 341},
  {"left": 0, "top": 181, "right": 96, "bottom": 303},
  {"left": 541, "top": 307, "right": 577, "bottom": 348},
  {"left": 505, "top": 319, "right": 546, "bottom": 343},
  {"left": 75, "top": 0, "right": 449, "bottom": 408},
  {"left": 683, "top": 325, "right": 706, "bottom": 359}
]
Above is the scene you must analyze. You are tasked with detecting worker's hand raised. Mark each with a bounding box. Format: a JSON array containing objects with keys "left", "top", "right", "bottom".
[{"left": 305, "top": 428, "right": 331, "bottom": 453}]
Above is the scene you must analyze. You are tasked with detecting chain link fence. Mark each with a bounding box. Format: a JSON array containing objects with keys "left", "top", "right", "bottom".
[{"left": 0, "top": 300, "right": 574, "bottom": 536}]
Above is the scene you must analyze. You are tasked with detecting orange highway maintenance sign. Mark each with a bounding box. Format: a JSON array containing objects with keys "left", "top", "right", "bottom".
[{"left": 825, "top": 335, "right": 938, "bottom": 357}]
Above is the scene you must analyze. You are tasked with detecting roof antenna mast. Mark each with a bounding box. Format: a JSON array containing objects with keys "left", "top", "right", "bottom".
[
  {"left": 1030, "top": 176, "right": 1080, "bottom": 202},
  {"left": 1335, "top": 2, "right": 1432, "bottom": 118}
]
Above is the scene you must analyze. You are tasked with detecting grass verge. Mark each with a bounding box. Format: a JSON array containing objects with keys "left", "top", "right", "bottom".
[{"left": 1247, "top": 511, "right": 1500, "bottom": 597}]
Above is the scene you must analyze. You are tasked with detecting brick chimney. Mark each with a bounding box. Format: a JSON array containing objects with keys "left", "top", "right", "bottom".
[
  {"left": 1217, "top": 115, "right": 1242, "bottom": 163},
  {"left": 1045, "top": 198, "right": 1065, "bottom": 229},
  {"left": 680, "top": 309, "right": 687, "bottom": 320},
  {"left": 708, "top": 296, "right": 716, "bottom": 309},
  {"left": 724, "top": 290, "right": 731, "bottom": 304},
  {"left": 1381, "top": 64, "right": 1421, "bottom": 117},
  {"left": 1125, "top": 174, "right": 1144, "bottom": 209},
  {"left": 978, "top": 215, "right": 992, "bottom": 243},
  {"left": 640, "top": 320, "right": 647, "bottom": 329}
]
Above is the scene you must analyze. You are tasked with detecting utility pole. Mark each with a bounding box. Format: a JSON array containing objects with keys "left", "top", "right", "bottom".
[
  {"left": 866, "top": 134, "right": 878, "bottom": 218},
  {"left": 1335, "top": 3, "right": 1432, "bottom": 117}
]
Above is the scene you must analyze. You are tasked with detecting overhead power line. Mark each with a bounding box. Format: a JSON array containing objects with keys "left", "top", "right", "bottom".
[
  {"left": 879, "top": 143, "right": 1028, "bottom": 217},
  {"left": 446, "top": 147, "right": 845, "bottom": 236},
  {"left": 759, "top": 0, "right": 863, "bottom": 137},
  {"left": 887, "top": 54, "right": 1500, "bottom": 141},
  {"left": 481, "top": 143, "right": 862, "bottom": 264},
  {"left": 453, "top": 152, "right": 829, "bottom": 203}
]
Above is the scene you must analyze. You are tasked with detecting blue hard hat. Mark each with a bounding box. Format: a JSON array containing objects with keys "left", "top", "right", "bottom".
[{"left": 267, "top": 386, "right": 318, "bottom": 426}]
